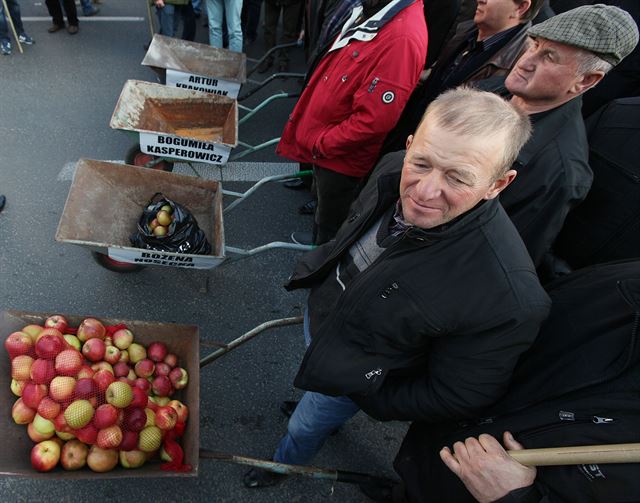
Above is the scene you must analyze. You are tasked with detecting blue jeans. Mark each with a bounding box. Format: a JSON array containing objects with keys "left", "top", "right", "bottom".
[
  {"left": 0, "top": 0, "right": 25, "bottom": 42},
  {"left": 272, "top": 308, "right": 360, "bottom": 465},
  {"left": 206, "top": 0, "right": 242, "bottom": 52},
  {"left": 192, "top": 0, "right": 202, "bottom": 14},
  {"left": 155, "top": 4, "right": 177, "bottom": 37},
  {"left": 79, "top": 0, "right": 96, "bottom": 15}
]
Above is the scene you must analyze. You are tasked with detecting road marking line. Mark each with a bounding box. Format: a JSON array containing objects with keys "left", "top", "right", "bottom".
[
  {"left": 58, "top": 161, "right": 299, "bottom": 182},
  {"left": 22, "top": 16, "right": 145, "bottom": 21}
]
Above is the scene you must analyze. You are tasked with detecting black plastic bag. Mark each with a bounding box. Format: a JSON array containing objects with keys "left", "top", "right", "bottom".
[{"left": 130, "top": 193, "right": 212, "bottom": 255}]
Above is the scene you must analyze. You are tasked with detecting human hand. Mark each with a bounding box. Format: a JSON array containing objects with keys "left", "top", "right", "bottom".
[
  {"left": 155, "top": 0, "right": 165, "bottom": 7},
  {"left": 439, "top": 431, "right": 537, "bottom": 503}
]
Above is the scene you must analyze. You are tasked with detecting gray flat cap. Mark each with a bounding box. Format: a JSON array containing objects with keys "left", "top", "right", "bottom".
[{"left": 528, "top": 4, "right": 639, "bottom": 66}]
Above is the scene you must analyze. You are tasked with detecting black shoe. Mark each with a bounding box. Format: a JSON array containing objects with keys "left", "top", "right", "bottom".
[
  {"left": 48, "top": 23, "right": 64, "bottom": 33},
  {"left": 243, "top": 467, "right": 287, "bottom": 488},
  {"left": 298, "top": 199, "right": 317, "bottom": 215},
  {"left": 256, "top": 58, "right": 273, "bottom": 73},
  {"left": 0, "top": 195, "right": 5, "bottom": 213},
  {"left": 279, "top": 400, "right": 298, "bottom": 418},
  {"left": 291, "top": 231, "right": 313, "bottom": 246}
]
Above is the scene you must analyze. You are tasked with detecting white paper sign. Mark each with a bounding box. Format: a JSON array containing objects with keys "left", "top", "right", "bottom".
[
  {"left": 107, "top": 247, "right": 223, "bottom": 269},
  {"left": 166, "top": 68, "right": 241, "bottom": 99},
  {"left": 139, "top": 132, "right": 232, "bottom": 165}
]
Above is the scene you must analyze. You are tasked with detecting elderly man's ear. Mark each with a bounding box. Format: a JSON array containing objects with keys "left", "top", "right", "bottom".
[
  {"left": 485, "top": 169, "right": 518, "bottom": 200},
  {"left": 572, "top": 71, "right": 605, "bottom": 96}
]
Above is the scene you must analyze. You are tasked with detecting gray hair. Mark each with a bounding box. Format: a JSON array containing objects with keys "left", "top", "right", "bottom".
[
  {"left": 417, "top": 87, "right": 532, "bottom": 178},
  {"left": 574, "top": 47, "right": 614, "bottom": 76}
]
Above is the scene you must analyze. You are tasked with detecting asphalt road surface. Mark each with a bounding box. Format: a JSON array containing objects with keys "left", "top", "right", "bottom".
[{"left": 0, "top": 1, "right": 408, "bottom": 501}]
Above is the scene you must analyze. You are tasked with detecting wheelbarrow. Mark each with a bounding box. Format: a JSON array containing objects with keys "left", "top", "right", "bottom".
[
  {"left": 55, "top": 159, "right": 311, "bottom": 273},
  {"left": 0, "top": 309, "right": 395, "bottom": 488}
]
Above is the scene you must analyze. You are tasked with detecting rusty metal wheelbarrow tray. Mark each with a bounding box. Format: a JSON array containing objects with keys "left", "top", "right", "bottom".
[
  {"left": 0, "top": 309, "right": 200, "bottom": 478},
  {"left": 55, "top": 159, "right": 226, "bottom": 270}
]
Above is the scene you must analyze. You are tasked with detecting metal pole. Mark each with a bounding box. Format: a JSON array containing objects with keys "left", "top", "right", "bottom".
[
  {"left": 199, "top": 316, "right": 303, "bottom": 368},
  {"left": 1, "top": 0, "right": 23, "bottom": 54}
]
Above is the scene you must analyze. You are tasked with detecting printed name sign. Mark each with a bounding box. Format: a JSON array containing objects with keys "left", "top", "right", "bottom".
[
  {"left": 139, "top": 132, "right": 232, "bottom": 165},
  {"left": 107, "top": 247, "right": 222, "bottom": 269},
  {"left": 166, "top": 69, "right": 241, "bottom": 99}
]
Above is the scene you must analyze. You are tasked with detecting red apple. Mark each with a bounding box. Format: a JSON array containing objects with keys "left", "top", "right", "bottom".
[
  {"left": 112, "top": 328, "right": 134, "bottom": 350},
  {"left": 35, "top": 333, "right": 66, "bottom": 359},
  {"left": 147, "top": 341, "right": 168, "bottom": 363},
  {"left": 94, "top": 404, "right": 119, "bottom": 429},
  {"left": 77, "top": 318, "right": 106, "bottom": 342},
  {"left": 103, "top": 346, "right": 121, "bottom": 365},
  {"left": 4, "top": 331, "right": 34, "bottom": 359},
  {"left": 38, "top": 397, "right": 61, "bottom": 420},
  {"left": 60, "top": 439, "right": 89, "bottom": 470},
  {"left": 30, "top": 358, "right": 55, "bottom": 384},
  {"left": 163, "top": 353, "right": 178, "bottom": 368},
  {"left": 154, "top": 362, "right": 171, "bottom": 377},
  {"left": 10, "top": 378, "right": 28, "bottom": 397},
  {"left": 12, "top": 398, "right": 36, "bottom": 424},
  {"left": 96, "top": 425, "right": 123, "bottom": 449},
  {"left": 123, "top": 407, "right": 148, "bottom": 432},
  {"left": 76, "top": 365, "right": 95, "bottom": 380},
  {"left": 49, "top": 376, "right": 76, "bottom": 402},
  {"left": 35, "top": 327, "right": 63, "bottom": 342},
  {"left": 53, "top": 411, "right": 71, "bottom": 433},
  {"left": 91, "top": 361, "right": 113, "bottom": 374},
  {"left": 22, "top": 324, "right": 44, "bottom": 342},
  {"left": 31, "top": 440, "right": 61, "bottom": 472},
  {"left": 169, "top": 367, "right": 189, "bottom": 390},
  {"left": 119, "top": 430, "right": 140, "bottom": 452},
  {"left": 82, "top": 338, "right": 106, "bottom": 362},
  {"left": 154, "top": 405, "right": 178, "bottom": 430},
  {"left": 130, "top": 387, "right": 148, "bottom": 409},
  {"left": 11, "top": 354, "right": 34, "bottom": 381},
  {"left": 119, "top": 350, "right": 130, "bottom": 363},
  {"left": 113, "top": 361, "right": 131, "bottom": 378},
  {"left": 74, "top": 423, "right": 98, "bottom": 444},
  {"left": 74, "top": 377, "right": 97, "bottom": 400},
  {"left": 151, "top": 375, "right": 172, "bottom": 397},
  {"left": 22, "top": 383, "right": 48, "bottom": 409},
  {"left": 93, "top": 369, "right": 116, "bottom": 392},
  {"left": 134, "top": 378, "right": 151, "bottom": 393},
  {"left": 134, "top": 359, "right": 155, "bottom": 378},
  {"left": 55, "top": 348, "right": 83, "bottom": 376},
  {"left": 44, "top": 315, "right": 68, "bottom": 334},
  {"left": 86, "top": 445, "right": 118, "bottom": 472},
  {"left": 28, "top": 421, "right": 55, "bottom": 442}
]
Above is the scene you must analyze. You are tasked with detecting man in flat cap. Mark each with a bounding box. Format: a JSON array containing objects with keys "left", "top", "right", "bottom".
[{"left": 497, "top": 3, "right": 638, "bottom": 280}]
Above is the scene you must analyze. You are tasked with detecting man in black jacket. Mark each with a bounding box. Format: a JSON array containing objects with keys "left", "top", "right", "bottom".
[
  {"left": 396, "top": 260, "right": 640, "bottom": 503},
  {"left": 244, "top": 88, "right": 550, "bottom": 488},
  {"left": 497, "top": 4, "right": 638, "bottom": 276}
]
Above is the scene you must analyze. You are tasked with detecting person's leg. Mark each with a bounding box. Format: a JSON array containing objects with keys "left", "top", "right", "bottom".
[
  {"left": 313, "top": 166, "right": 362, "bottom": 245},
  {"left": 206, "top": 0, "right": 223, "bottom": 47},
  {"left": 79, "top": 0, "right": 98, "bottom": 15},
  {"left": 157, "top": 4, "right": 175, "bottom": 37},
  {"left": 45, "top": 0, "right": 65, "bottom": 28},
  {"left": 192, "top": 0, "right": 201, "bottom": 16},
  {"left": 224, "top": 0, "right": 242, "bottom": 52},
  {"left": 180, "top": 2, "right": 196, "bottom": 40},
  {"left": 273, "top": 391, "right": 360, "bottom": 465},
  {"left": 277, "top": 0, "right": 302, "bottom": 67},
  {"left": 245, "top": 0, "right": 262, "bottom": 43},
  {"left": 60, "top": 0, "right": 79, "bottom": 26},
  {"left": 4, "top": 0, "right": 25, "bottom": 34}
]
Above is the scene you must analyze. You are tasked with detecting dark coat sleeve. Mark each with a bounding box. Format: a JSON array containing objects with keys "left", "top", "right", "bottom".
[{"left": 352, "top": 314, "right": 546, "bottom": 422}]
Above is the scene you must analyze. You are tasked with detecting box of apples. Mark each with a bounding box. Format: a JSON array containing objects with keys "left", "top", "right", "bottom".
[{"left": 0, "top": 310, "right": 199, "bottom": 478}]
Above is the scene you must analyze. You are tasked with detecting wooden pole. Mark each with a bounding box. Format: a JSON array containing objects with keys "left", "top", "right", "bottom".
[
  {"left": 145, "top": 0, "right": 156, "bottom": 41},
  {"left": 509, "top": 443, "right": 640, "bottom": 466},
  {"left": 1, "top": 0, "right": 23, "bottom": 54}
]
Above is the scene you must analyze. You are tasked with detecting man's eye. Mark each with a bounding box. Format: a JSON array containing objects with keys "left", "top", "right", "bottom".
[{"left": 448, "top": 175, "right": 467, "bottom": 186}]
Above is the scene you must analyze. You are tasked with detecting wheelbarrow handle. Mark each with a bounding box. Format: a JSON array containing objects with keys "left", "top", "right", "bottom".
[
  {"left": 509, "top": 443, "right": 640, "bottom": 466},
  {"left": 199, "top": 316, "right": 303, "bottom": 368},
  {"left": 199, "top": 448, "right": 396, "bottom": 487}
]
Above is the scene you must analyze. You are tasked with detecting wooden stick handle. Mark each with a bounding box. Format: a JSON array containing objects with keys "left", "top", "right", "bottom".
[
  {"left": 1, "top": 0, "right": 23, "bottom": 53},
  {"left": 509, "top": 443, "right": 640, "bottom": 466}
]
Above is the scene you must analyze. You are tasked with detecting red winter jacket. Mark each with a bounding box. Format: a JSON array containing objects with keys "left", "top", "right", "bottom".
[{"left": 276, "top": 0, "right": 428, "bottom": 178}]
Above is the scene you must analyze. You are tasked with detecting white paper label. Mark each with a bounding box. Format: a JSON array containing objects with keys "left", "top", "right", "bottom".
[
  {"left": 166, "top": 68, "right": 241, "bottom": 99},
  {"left": 107, "top": 247, "right": 222, "bottom": 269},
  {"left": 139, "top": 132, "right": 232, "bottom": 165}
]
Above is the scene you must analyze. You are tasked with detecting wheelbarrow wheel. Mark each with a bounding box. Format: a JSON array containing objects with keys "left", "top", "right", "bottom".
[
  {"left": 125, "top": 145, "right": 174, "bottom": 172},
  {"left": 92, "top": 252, "right": 144, "bottom": 273}
]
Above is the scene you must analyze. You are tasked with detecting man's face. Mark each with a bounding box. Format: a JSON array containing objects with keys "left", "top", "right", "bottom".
[
  {"left": 399, "top": 118, "right": 515, "bottom": 229},
  {"left": 474, "top": 0, "right": 523, "bottom": 33},
  {"left": 505, "top": 37, "right": 588, "bottom": 106}
]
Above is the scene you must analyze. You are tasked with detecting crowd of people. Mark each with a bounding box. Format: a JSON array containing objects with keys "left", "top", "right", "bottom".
[{"left": 241, "top": 1, "right": 640, "bottom": 502}]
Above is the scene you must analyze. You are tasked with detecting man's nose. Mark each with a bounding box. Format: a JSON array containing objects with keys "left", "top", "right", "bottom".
[{"left": 416, "top": 173, "right": 442, "bottom": 200}]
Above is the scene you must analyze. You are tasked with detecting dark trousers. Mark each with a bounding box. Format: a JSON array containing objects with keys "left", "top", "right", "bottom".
[
  {"left": 263, "top": 0, "right": 302, "bottom": 64},
  {"left": 313, "top": 165, "right": 362, "bottom": 245},
  {"left": 242, "top": 0, "right": 262, "bottom": 42},
  {"left": 179, "top": 3, "right": 197, "bottom": 41},
  {"left": 45, "top": 0, "right": 78, "bottom": 26}
]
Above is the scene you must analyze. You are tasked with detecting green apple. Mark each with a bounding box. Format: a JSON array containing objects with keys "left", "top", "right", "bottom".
[
  {"left": 64, "top": 400, "right": 95, "bottom": 429},
  {"left": 138, "top": 426, "right": 162, "bottom": 452},
  {"left": 33, "top": 413, "right": 55, "bottom": 435},
  {"left": 63, "top": 334, "right": 81, "bottom": 351},
  {"left": 105, "top": 381, "right": 133, "bottom": 408}
]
